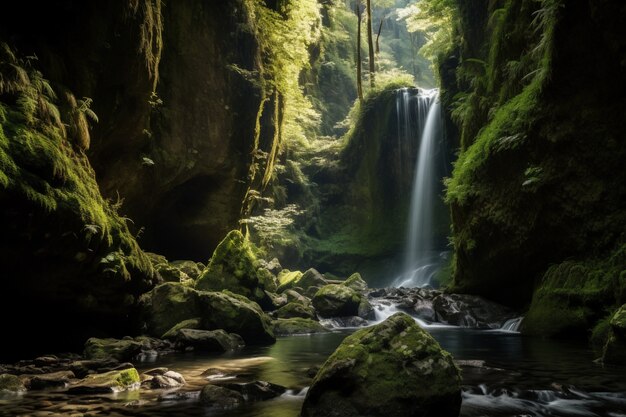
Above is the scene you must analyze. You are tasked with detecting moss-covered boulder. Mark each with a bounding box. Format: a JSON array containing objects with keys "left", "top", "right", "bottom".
[
  {"left": 312, "top": 284, "right": 362, "bottom": 318},
  {"left": 67, "top": 368, "right": 140, "bottom": 394},
  {"left": 171, "top": 260, "right": 203, "bottom": 280},
  {"left": 301, "top": 313, "right": 461, "bottom": 417},
  {"left": 162, "top": 318, "right": 202, "bottom": 339},
  {"left": 277, "top": 268, "right": 327, "bottom": 293},
  {"left": 196, "top": 231, "right": 277, "bottom": 307},
  {"left": 197, "top": 291, "right": 275, "bottom": 345},
  {"left": 273, "top": 318, "right": 328, "bottom": 336},
  {"left": 276, "top": 302, "right": 316, "bottom": 320},
  {"left": 603, "top": 305, "right": 626, "bottom": 364},
  {"left": 523, "top": 247, "right": 626, "bottom": 338},
  {"left": 173, "top": 329, "right": 244, "bottom": 352},
  {"left": 343, "top": 272, "right": 368, "bottom": 292},
  {"left": 140, "top": 282, "right": 201, "bottom": 337},
  {"left": 200, "top": 384, "right": 245, "bottom": 409},
  {"left": 84, "top": 338, "right": 143, "bottom": 362}
]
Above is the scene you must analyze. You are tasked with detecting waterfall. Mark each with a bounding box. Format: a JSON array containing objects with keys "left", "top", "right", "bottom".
[{"left": 394, "top": 88, "right": 444, "bottom": 288}]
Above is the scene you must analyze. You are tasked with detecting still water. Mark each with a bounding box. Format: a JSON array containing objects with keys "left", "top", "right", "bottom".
[{"left": 1, "top": 328, "right": 625, "bottom": 417}]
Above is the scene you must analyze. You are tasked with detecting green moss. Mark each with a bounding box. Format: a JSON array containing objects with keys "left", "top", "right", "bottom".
[
  {"left": 161, "top": 318, "right": 201, "bottom": 339},
  {"left": 277, "top": 269, "right": 304, "bottom": 291},
  {"left": 312, "top": 284, "right": 362, "bottom": 317},
  {"left": 273, "top": 318, "right": 327, "bottom": 336},
  {"left": 343, "top": 272, "right": 367, "bottom": 291},
  {"left": 276, "top": 302, "right": 316, "bottom": 320}
]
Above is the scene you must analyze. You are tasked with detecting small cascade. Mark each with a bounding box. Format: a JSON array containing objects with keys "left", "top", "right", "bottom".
[
  {"left": 499, "top": 317, "right": 524, "bottom": 333},
  {"left": 393, "top": 88, "right": 446, "bottom": 288}
]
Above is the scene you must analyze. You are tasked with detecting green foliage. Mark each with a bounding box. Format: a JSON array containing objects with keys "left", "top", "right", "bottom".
[
  {"left": 242, "top": 204, "right": 304, "bottom": 250},
  {"left": 128, "top": 0, "right": 163, "bottom": 91}
]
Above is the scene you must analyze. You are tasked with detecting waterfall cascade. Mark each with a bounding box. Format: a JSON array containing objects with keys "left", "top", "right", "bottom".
[{"left": 393, "top": 88, "right": 446, "bottom": 288}]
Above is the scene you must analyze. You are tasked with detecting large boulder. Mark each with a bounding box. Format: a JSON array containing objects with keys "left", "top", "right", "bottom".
[
  {"left": 84, "top": 338, "right": 143, "bottom": 362},
  {"left": 301, "top": 313, "right": 461, "bottom": 417},
  {"left": 196, "top": 231, "right": 277, "bottom": 307},
  {"left": 200, "top": 384, "right": 245, "bottom": 409},
  {"left": 432, "top": 294, "right": 515, "bottom": 328},
  {"left": 273, "top": 318, "right": 329, "bottom": 336},
  {"left": 603, "top": 304, "right": 626, "bottom": 364},
  {"left": 171, "top": 260, "right": 203, "bottom": 280},
  {"left": 173, "top": 329, "right": 244, "bottom": 352},
  {"left": 140, "top": 282, "right": 201, "bottom": 336},
  {"left": 275, "top": 302, "right": 316, "bottom": 320},
  {"left": 312, "top": 284, "right": 362, "bottom": 318},
  {"left": 198, "top": 291, "right": 275, "bottom": 345},
  {"left": 343, "top": 273, "right": 368, "bottom": 292},
  {"left": 140, "top": 283, "right": 275, "bottom": 345},
  {"left": 277, "top": 268, "right": 327, "bottom": 293}
]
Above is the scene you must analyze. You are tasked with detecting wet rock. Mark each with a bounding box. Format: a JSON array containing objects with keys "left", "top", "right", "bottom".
[
  {"left": 306, "top": 366, "right": 320, "bottom": 378},
  {"left": 322, "top": 316, "right": 369, "bottom": 328},
  {"left": 140, "top": 282, "right": 202, "bottom": 337},
  {"left": 432, "top": 294, "right": 515, "bottom": 328},
  {"left": 284, "top": 289, "right": 312, "bottom": 306},
  {"left": 259, "top": 258, "right": 282, "bottom": 275},
  {"left": 69, "top": 359, "right": 121, "bottom": 378},
  {"left": 195, "top": 230, "right": 277, "bottom": 307},
  {"left": 173, "top": 329, "right": 244, "bottom": 352},
  {"left": 34, "top": 356, "right": 59, "bottom": 367},
  {"left": 142, "top": 369, "right": 186, "bottom": 389},
  {"left": 161, "top": 318, "right": 202, "bottom": 339},
  {"left": 29, "top": 370, "right": 75, "bottom": 390},
  {"left": 171, "top": 260, "right": 203, "bottom": 280},
  {"left": 414, "top": 299, "right": 437, "bottom": 322},
  {"left": 200, "top": 384, "right": 244, "bottom": 409},
  {"left": 0, "top": 374, "right": 26, "bottom": 393},
  {"left": 343, "top": 273, "right": 368, "bottom": 292},
  {"left": 84, "top": 338, "right": 142, "bottom": 362},
  {"left": 221, "top": 380, "right": 286, "bottom": 401},
  {"left": 313, "top": 284, "right": 362, "bottom": 318},
  {"left": 159, "top": 391, "right": 195, "bottom": 401},
  {"left": 278, "top": 268, "right": 328, "bottom": 293},
  {"left": 276, "top": 302, "right": 316, "bottom": 320},
  {"left": 368, "top": 288, "right": 387, "bottom": 298},
  {"left": 67, "top": 368, "right": 140, "bottom": 394},
  {"left": 358, "top": 298, "right": 375, "bottom": 320},
  {"left": 273, "top": 318, "right": 329, "bottom": 336},
  {"left": 156, "top": 262, "right": 191, "bottom": 284},
  {"left": 301, "top": 313, "right": 461, "bottom": 417}
]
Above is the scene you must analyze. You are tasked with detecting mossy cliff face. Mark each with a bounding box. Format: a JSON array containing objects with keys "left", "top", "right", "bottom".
[
  {"left": 443, "top": 0, "right": 626, "bottom": 315},
  {"left": 0, "top": 46, "right": 156, "bottom": 359}
]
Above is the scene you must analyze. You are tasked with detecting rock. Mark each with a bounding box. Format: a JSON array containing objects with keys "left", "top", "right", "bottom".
[
  {"left": 277, "top": 270, "right": 304, "bottom": 293},
  {"left": 84, "top": 337, "right": 143, "bottom": 362},
  {"left": 67, "top": 368, "right": 140, "bottom": 394},
  {"left": 306, "top": 366, "right": 320, "bottom": 378},
  {"left": 414, "top": 299, "right": 437, "bottom": 322},
  {"left": 284, "top": 289, "right": 312, "bottom": 306},
  {"left": 156, "top": 262, "right": 191, "bottom": 284},
  {"left": 0, "top": 374, "right": 26, "bottom": 393},
  {"left": 200, "top": 384, "right": 245, "bottom": 409},
  {"left": 34, "top": 356, "right": 59, "bottom": 367},
  {"left": 171, "top": 260, "right": 203, "bottom": 280},
  {"left": 173, "top": 329, "right": 244, "bottom": 352},
  {"left": 301, "top": 313, "right": 461, "bottom": 417},
  {"left": 259, "top": 258, "right": 283, "bottom": 275},
  {"left": 264, "top": 291, "right": 288, "bottom": 310},
  {"left": 432, "top": 294, "right": 515, "bottom": 328},
  {"left": 343, "top": 273, "right": 368, "bottom": 292},
  {"left": 198, "top": 290, "right": 275, "bottom": 345},
  {"left": 277, "top": 268, "right": 328, "bottom": 293},
  {"left": 29, "top": 370, "right": 75, "bottom": 390},
  {"left": 273, "top": 318, "right": 329, "bottom": 336},
  {"left": 141, "top": 283, "right": 275, "bottom": 345},
  {"left": 143, "top": 370, "right": 186, "bottom": 389},
  {"left": 322, "top": 316, "right": 369, "bottom": 328},
  {"left": 140, "top": 282, "right": 201, "bottom": 336},
  {"left": 358, "top": 298, "right": 375, "bottom": 320},
  {"left": 222, "top": 380, "right": 286, "bottom": 401},
  {"left": 162, "top": 318, "right": 202, "bottom": 339},
  {"left": 276, "top": 302, "right": 317, "bottom": 320},
  {"left": 312, "top": 284, "right": 362, "bottom": 318},
  {"left": 69, "top": 359, "right": 121, "bottom": 378},
  {"left": 195, "top": 230, "right": 277, "bottom": 306},
  {"left": 603, "top": 304, "right": 626, "bottom": 365},
  {"left": 305, "top": 286, "right": 321, "bottom": 298}
]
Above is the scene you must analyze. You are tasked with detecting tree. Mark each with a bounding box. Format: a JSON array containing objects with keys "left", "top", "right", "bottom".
[
  {"left": 356, "top": 1, "right": 364, "bottom": 101},
  {"left": 366, "top": 0, "right": 375, "bottom": 87}
]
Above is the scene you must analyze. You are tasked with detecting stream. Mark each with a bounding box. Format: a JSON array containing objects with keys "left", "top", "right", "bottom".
[{"left": 2, "top": 308, "right": 625, "bottom": 417}]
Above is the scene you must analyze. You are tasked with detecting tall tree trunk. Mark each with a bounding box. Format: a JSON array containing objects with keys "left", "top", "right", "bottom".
[
  {"left": 376, "top": 18, "right": 384, "bottom": 53},
  {"left": 356, "top": 2, "right": 363, "bottom": 101},
  {"left": 366, "top": 0, "right": 375, "bottom": 88}
]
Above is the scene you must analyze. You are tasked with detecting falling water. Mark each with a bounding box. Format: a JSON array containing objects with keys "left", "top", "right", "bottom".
[{"left": 394, "top": 88, "right": 444, "bottom": 288}]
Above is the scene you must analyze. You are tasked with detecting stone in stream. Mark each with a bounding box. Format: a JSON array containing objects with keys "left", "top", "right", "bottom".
[
  {"left": 161, "top": 318, "right": 202, "bottom": 339},
  {"left": 343, "top": 272, "right": 368, "bottom": 292},
  {"left": 312, "top": 284, "right": 363, "bottom": 318},
  {"left": 200, "top": 384, "right": 245, "bottom": 409},
  {"left": 301, "top": 312, "right": 461, "bottom": 417},
  {"left": 141, "top": 368, "right": 186, "bottom": 389},
  {"left": 275, "top": 302, "right": 316, "bottom": 320},
  {"left": 432, "top": 293, "right": 515, "bottom": 328},
  {"left": 273, "top": 318, "right": 328, "bottom": 336},
  {"left": 221, "top": 380, "right": 286, "bottom": 401},
  {"left": 0, "top": 374, "right": 26, "bottom": 393},
  {"left": 29, "top": 370, "right": 75, "bottom": 389},
  {"left": 84, "top": 337, "right": 143, "bottom": 362},
  {"left": 172, "top": 329, "right": 244, "bottom": 352},
  {"left": 67, "top": 368, "right": 140, "bottom": 394}
]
